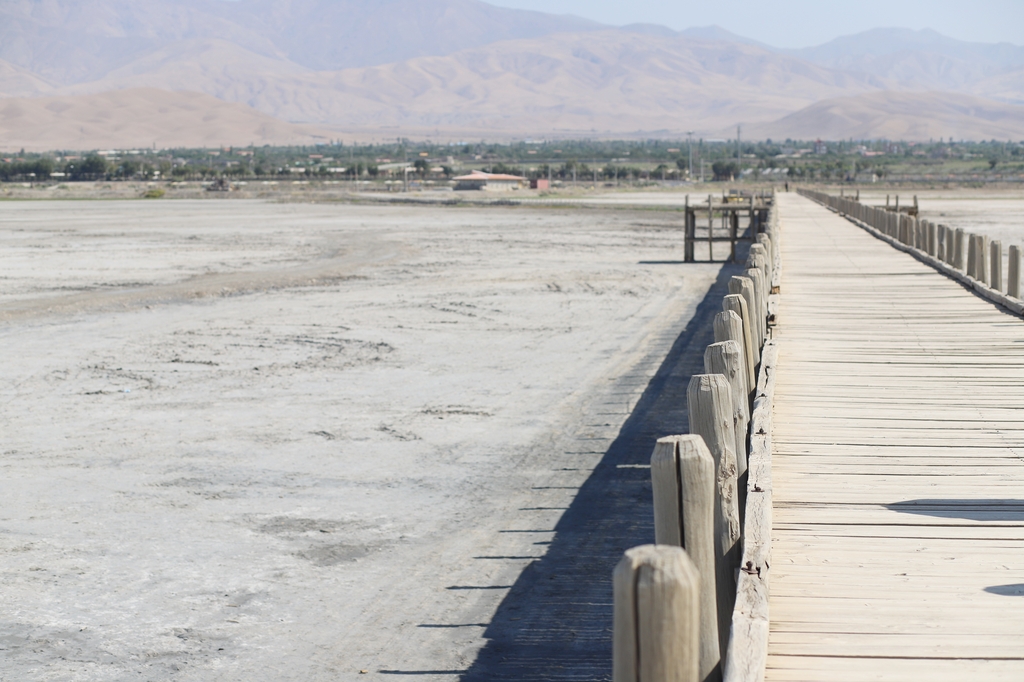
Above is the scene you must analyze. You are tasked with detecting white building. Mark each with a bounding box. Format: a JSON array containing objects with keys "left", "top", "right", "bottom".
[{"left": 453, "top": 170, "right": 526, "bottom": 191}]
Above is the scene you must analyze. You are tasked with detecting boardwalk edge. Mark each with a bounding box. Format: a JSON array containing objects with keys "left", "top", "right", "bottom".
[
  {"left": 802, "top": 190, "right": 1024, "bottom": 318},
  {"left": 722, "top": 208, "right": 781, "bottom": 682},
  {"left": 722, "top": 339, "right": 777, "bottom": 682}
]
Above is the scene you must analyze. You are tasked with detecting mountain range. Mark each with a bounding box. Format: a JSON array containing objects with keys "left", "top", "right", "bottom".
[{"left": 1, "top": 0, "right": 1023, "bottom": 149}]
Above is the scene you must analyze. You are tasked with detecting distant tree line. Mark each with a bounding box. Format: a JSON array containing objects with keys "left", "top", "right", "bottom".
[{"left": 0, "top": 158, "right": 54, "bottom": 181}]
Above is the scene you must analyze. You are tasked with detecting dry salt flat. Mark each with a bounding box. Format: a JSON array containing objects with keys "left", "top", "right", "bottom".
[{"left": 0, "top": 198, "right": 730, "bottom": 681}]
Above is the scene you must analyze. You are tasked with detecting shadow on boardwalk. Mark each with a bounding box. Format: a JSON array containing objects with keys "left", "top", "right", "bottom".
[{"left": 459, "top": 262, "right": 742, "bottom": 681}]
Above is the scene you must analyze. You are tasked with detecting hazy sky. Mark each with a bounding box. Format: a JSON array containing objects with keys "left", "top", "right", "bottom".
[{"left": 485, "top": 0, "right": 1024, "bottom": 48}]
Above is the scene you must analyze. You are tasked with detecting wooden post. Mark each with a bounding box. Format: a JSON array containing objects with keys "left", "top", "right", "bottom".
[
  {"left": 749, "top": 245, "right": 770, "bottom": 292},
  {"left": 966, "top": 234, "right": 977, "bottom": 278},
  {"left": 980, "top": 234, "right": 990, "bottom": 285},
  {"left": 613, "top": 545, "right": 700, "bottom": 682},
  {"left": 990, "top": 240, "right": 1003, "bottom": 292},
  {"left": 729, "top": 209, "right": 738, "bottom": 263},
  {"left": 705, "top": 341, "right": 750, "bottom": 477},
  {"left": 756, "top": 233, "right": 773, "bottom": 271},
  {"left": 725, "top": 286, "right": 760, "bottom": 367},
  {"left": 684, "top": 206, "right": 696, "bottom": 263},
  {"left": 650, "top": 436, "right": 721, "bottom": 682},
  {"left": 1009, "top": 245, "right": 1021, "bottom": 299},
  {"left": 707, "top": 195, "right": 714, "bottom": 262},
  {"left": 687, "top": 374, "right": 741, "bottom": 659},
  {"left": 714, "top": 310, "right": 754, "bottom": 397},
  {"left": 937, "top": 225, "right": 946, "bottom": 263},
  {"left": 954, "top": 228, "right": 965, "bottom": 271},
  {"left": 744, "top": 267, "right": 767, "bottom": 346}
]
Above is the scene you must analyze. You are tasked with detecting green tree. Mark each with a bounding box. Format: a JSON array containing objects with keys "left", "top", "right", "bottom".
[
  {"left": 115, "top": 159, "right": 140, "bottom": 179},
  {"left": 68, "top": 155, "right": 108, "bottom": 180},
  {"left": 712, "top": 161, "right": 739, "bottom": 181}
]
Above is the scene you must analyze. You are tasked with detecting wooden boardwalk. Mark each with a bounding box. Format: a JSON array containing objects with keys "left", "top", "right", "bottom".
[{"left": 766, "top": 194, "right": 1024, "bottom": 681}]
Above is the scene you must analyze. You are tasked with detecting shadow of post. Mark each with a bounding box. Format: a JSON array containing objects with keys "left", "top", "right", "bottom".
[{"left": 461, "top": 262, "right": 743, "bottom": 681}]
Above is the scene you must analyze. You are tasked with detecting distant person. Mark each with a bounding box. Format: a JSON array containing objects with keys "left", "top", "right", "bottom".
[{"left": 785, "top": 182, "right": 789, "bottom": 192}]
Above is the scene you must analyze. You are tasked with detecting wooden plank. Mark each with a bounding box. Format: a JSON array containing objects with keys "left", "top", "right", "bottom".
[{"left": 764, "top": 193, "right": 1024, "bottom": 680}]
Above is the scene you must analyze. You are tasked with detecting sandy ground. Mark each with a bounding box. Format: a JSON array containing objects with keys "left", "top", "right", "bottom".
[{"left": 0, "top": 199, "right": 730, "bottom": 681}]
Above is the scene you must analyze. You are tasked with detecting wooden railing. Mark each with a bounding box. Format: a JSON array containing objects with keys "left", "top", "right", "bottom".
[
  {"left": 613, "top": 196, "right": 780, "bottom": 682},
  {"left": 684, "top": 194, "right": 773, "bottom": 263},
  {"left": 799, "top": 189, "right": 1024, "bottom": 316}
]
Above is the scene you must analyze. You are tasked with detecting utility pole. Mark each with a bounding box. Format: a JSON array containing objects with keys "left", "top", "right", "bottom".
[
  {"left": 687, "top": 131, "right": 694, "bottom": 181},
  {"left": 736, "top": 125, "right": 741, "bottom": 168}
]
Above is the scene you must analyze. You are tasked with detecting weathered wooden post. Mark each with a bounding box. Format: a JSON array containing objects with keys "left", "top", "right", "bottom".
[
  {"left": 687, "top": 374, "right": 741, "bottom": 659},
  {"left": 974, "top": 235, "right": 989, "bottom": 285},
  {"left": 684, "top": 201, "right": 696, "bottom": 263},
  {"left": 1003, "top": 244, "right": 1019, "bottom": 296},
  {"left": 756, "top": 234, "right": 773, "bottom": 271},
  {"left": 749, "top": 244, "right": 770, "bottom": 286},
  {"left": 650, "top": 436, "right": 720, "bottom": 681},
  {"left": 744, "top": 267, "right": 767, "bottom": 346},
  {"left": 707, "top": 195, "right": 714, "bottom": 262},
  {"left": 725, "top": 285, "right": 760, "bottom": 367},
  {"left": 937, "top": 225, "right": 947, "bottom": 262},
  {"left": 989, "top": 240, "right": 1003, "bottom": 292},
  {"left": 705, "top": 341, "right": 750, "bottom": 477},
  {"left": 954, "top": 228, "right": 965, "bottom": 271},
  {"left": 613, "top": 545, "right": 700, "bottom": 682},
  {"left": 729, "top": 209, "right": 739, "bottom": 263},
  {"left": 981, "top": 235, "right": 991, "bottom": 285},
  {"left": 713, "top": 310, "right": 753, "bottom": 398},
  {"left": 966, "top": 234, "right": 977, "bottom": 278}
]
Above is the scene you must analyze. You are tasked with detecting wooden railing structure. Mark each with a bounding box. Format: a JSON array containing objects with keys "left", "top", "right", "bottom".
[
  {"left": 799, "top": 189, "right": 1024, "bottom": 314},
  {"left": 613, "top": 197, "right": 780, "bottom": 682},
  {"left": 684, "top": 195, "right": 773, "bottom": 263}
]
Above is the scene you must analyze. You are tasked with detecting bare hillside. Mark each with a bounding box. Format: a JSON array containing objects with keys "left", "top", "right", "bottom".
[
  {"left": 59, "top": 31, "right": 883, "bottom": 135},
  {"left": 0, "top": 0, "right": 600, "bottom": 84},
  {"left": 1, "top": 1, "right": 1022, "bottom": 143},
  {"left": 0, "top": 88, "right": 334, "bottom": 150},
  {"left": 742, "top": 91, "right": 1024, "bottom": 141}
]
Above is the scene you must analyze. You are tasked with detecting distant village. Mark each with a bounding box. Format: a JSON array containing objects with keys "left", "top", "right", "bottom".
[{"left": 0, "top": 138, "right": 1021, "bottom": 187}]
